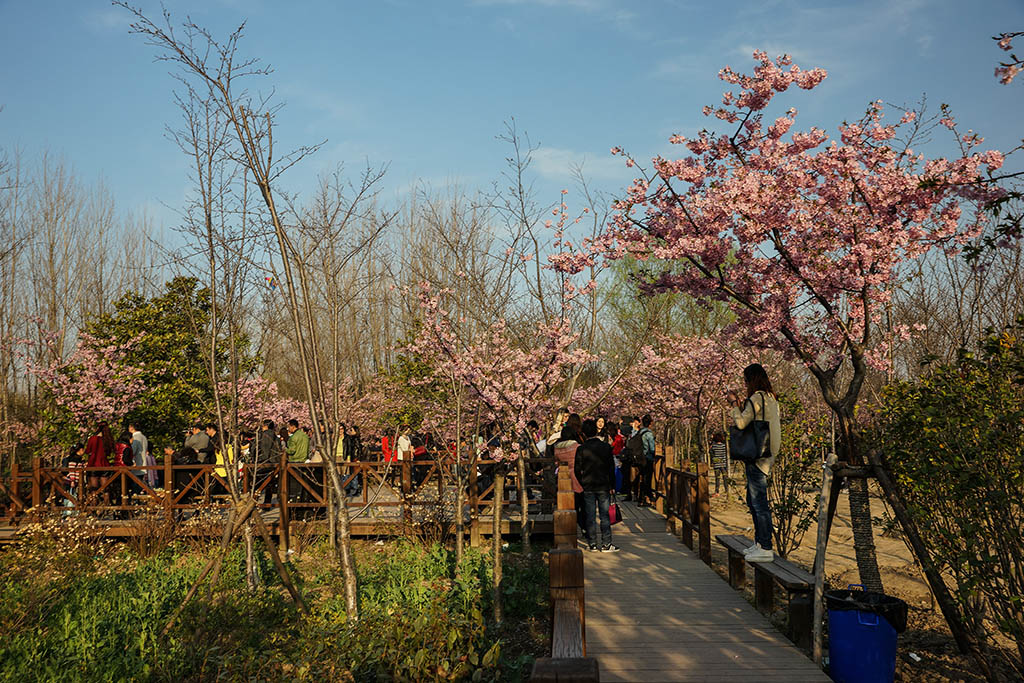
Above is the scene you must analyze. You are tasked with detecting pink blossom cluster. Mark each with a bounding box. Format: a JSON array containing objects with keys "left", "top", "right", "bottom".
[
  {"left": 406, "top": 283, "right": 595, "bottom": 456},
  {"left": 589, "top": 52, "right": 1006, "bottom": 374},
  {"left": 26, "top": 333, "right": 147, "bottom": 431},
  {"left": 612, "top": 336, "right": 750, "bottom": 420},
  {"left": 994, "top": 31, "right": 1022, "bottom": 84},
  {"left": 323, "top": 375, "right": 405, "bottom": 435},
  {"left": 217, "top": 377, "right": 308, "bottom": 429}
]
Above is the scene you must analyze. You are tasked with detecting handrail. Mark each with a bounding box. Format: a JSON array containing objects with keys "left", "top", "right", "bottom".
[
  {"left": 658, "top": 460, "right": 712, "bottom": 565},
  {"left": 0, "top": 457, "right": 556, "bottom": 539}
]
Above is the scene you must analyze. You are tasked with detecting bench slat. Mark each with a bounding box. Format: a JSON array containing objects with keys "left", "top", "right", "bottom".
[
  {"left": 715, "top": 534, "right": 752, "bottom": 553},
  {"left": 716, "top": 534, "right": 813, "bottom": 590},
  {"left": 753, "top": 562, "right": 813, "bottom": 592}
]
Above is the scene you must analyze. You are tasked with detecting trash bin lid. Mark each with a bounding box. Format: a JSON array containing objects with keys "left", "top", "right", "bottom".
[{"left": 825, "top": 588, "right": 908, "bottom": 633}]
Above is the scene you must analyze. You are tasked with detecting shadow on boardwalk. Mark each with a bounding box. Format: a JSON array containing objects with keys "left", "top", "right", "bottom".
[{"left": 584, "top": 500, "right": 830, "bottom": 682}]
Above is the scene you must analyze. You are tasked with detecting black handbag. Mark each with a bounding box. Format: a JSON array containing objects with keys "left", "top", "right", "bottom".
[{"left": 728, "top": 393, "right": 771, "bottom": 463}]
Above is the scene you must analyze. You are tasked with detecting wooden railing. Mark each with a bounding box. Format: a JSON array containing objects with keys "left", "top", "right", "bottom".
[
  {"left": 530, "top": 465, "right": 599, "bottom": 682},
  {"left": 0, "top": 456, "right": 555, "bottom": 541},
  {"left": 658, "top": 458, "right": 712, "bottom": 565}
]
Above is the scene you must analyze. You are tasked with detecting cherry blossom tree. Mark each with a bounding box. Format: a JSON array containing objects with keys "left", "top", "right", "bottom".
[
  {"left": 580, "top": 51, "right": 1006, "bottom": 592},
  {"left": 407, "top": 281, "right": 593, "bottom": 623},
  {"left": 218, "top": 377, "right": 307, "bottom": 432},
  {"left": 629, "top": 335, "right": 748, "bottom": 459},
  {"left": 27, "top": 332, "right": 146, "bottom": 432}
]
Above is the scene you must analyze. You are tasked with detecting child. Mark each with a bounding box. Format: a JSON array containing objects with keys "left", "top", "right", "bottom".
[
  {"left": 61, "top": 444, "right": 86, "bottom": 512},
  {"left": 710, "top": 432, "right": 729, "bottom": 496}
]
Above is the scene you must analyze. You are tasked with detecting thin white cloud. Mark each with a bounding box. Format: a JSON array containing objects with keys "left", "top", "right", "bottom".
[
  {"left": 530, "top": 146, "right": 626, "bottom": 183},
  {"left": 471, "top": 0, "right": 645, "bottom": 38},
  {"left": 82, "top": 7, "right": 132, "bottom": 33}
]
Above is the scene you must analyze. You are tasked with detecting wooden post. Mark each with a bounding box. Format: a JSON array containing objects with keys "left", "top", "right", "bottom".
[
  {"left": 469, "top": 462, "right": 480, "bottom": 548},
  {"left": 696, "top": 462, "right": 711, "bottom": 566},
  {"left": 278, "top": 454, "right": 290, "bottom": 554},
  {"left": 11, "top": 460, "right": 20, "bottom": 517},
  {"left": 728, "top": 549, "right": 747, "bottom": 589},
  {"left": 790, "top": 592, "right": 813, "bottom": 650},
  {"left": 754, "top": 567, "right": 774, "bottom": 614},
  {"left": 164, "top": 457, "right": 173, "bottom": 522},
  {"left": 554, "top": 467, "right": 578, "bottom": 549},
  {"left": 812, "top": 453, "right": 837, "bottom": 666},
  {"left": 548, "top": 547, "right": 586, "bottom": 654},
  {"left": 681, "top": 471, "right": 694, "bottom": 551},
  {"left": 401, "top": 460, "right": 412, "bottom": 527},
  {"left": 654, "top": 456, "right": 665, "bottom": 514},
  {"left": 31, "top": 457, "right": 42, "bottom": 509}
]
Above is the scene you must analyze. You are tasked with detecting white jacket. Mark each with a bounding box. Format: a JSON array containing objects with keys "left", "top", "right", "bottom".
[{"left": 730, "top": 390, "right": 781, "bottom": 475}]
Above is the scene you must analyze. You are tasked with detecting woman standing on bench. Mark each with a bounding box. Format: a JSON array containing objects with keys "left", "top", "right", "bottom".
[{"left": 728, "top": 363, "right": 781, "bottom": 563}]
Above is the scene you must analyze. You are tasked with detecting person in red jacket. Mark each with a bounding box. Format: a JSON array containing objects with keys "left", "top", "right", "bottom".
[
  {"left": 606, "top": 421, "right": 626, "bottom": 493},
  {"left": 85, "top": 421, "right": 114, "bottom": 503}
]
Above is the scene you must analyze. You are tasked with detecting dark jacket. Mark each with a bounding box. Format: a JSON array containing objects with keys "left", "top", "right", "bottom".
[
  {"left": 254, "top": 428, "right": 280, "bottom": 464},
  {"left": 574, "top": 437, "right": 615, "bottom": 492}
]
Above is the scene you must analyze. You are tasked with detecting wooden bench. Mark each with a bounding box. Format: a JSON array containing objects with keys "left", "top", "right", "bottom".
[{"left": 716, "top": 534, "right": 814, "bottom": 650}]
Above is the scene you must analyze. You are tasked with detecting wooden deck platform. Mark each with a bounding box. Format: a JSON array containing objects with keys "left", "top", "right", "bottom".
[{"left": 583, "top": 500, "right": 829, "bottom": 682}]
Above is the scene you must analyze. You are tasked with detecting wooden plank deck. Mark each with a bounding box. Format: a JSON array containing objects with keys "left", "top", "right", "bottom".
[{"left": 584, "top": 500, "right": 829, "bottom": 682}]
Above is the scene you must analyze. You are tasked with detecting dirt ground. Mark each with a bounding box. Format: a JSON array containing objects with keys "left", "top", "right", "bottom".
[{"left": 707, "top": 478, "right": 1001, "bottom": 682}]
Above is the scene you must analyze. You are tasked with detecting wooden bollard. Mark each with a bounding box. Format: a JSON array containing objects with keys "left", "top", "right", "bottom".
[
  {"left": 548, "top": 546, "right": 587, "bottom": 656},
  {"left": 556, "top": 468, "right": 575, "bottom": 511},
  {"left": 553, "top": 509, "right": 578, "bottom": 549}
]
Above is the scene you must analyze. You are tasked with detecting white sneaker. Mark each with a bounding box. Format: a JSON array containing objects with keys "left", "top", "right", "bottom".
[
  {"left": 746, "top": 547, "right": 774, "bottom": 563},
  {"left": 742, "top": 542, "right": 761, "bottom": 556}
]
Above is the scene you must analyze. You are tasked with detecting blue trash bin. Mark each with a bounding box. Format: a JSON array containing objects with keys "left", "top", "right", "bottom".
[{"left": 826, "top": 584, "right": 907, "bottom": 683}]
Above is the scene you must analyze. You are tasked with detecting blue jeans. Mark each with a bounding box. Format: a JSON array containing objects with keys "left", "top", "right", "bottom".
[
  {"left": 745, "top": 462, "right": 773, "bottom": 550},
  {"left": 582, "top": 491, "right": 612, "bottom": 547}
]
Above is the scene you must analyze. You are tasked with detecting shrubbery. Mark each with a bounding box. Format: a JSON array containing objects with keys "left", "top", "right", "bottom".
[
  {"left": 0, "top": 526, "right": 547, "bottom": 682},
  {"left": 870, "top": 317, "right": 1024, "bottom": 677},
  {"left": 768, "top": 394, "right": 827, "bottom": 558}
]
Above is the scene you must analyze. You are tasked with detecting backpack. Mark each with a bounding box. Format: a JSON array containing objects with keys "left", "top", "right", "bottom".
[{"left": 623, "top": 428, "right": 648, "bottom": 466}]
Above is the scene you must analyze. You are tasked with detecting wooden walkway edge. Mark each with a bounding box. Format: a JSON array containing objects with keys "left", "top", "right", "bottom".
[{"left": 583, "top": 501, "right": 830, "bottom": 682}]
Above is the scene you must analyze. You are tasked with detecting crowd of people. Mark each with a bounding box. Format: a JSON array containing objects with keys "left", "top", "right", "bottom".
[
  {"left": 52, "top": 363, "right": 780, "bottom": 560},
  {"left": 538, "top": 410, "right": 657, "bottom": 553},
  {"left": 545, "top": 362, "right": 781, "bottom": 563},
  {"left": 58, "top": 418, "right": 369, "bottom": 512}
]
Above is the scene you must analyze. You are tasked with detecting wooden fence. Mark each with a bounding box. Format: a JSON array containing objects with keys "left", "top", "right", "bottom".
[
  {"left": 658, "top": 458, "right": 712, "bottom": 565},
  {"left": 0, "top": 455, "right": 556, "bottom": 542}
]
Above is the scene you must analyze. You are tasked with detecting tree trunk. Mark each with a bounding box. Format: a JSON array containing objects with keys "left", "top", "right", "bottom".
[
  {"left": 836, "top": 411, "right": 884, "bottom": 593},
  {"left": 323, "top": 458, "right": 359, "bottom": 617},
  {"left": 516, "top": 455, "right": 531, "bottom": 554},
  {"left": 244, "top": 521, "right": 258, "bottom": 590},
  {"left": 492, "top": 467, "right": 505, "bottom": 624},
  {"left": 327, "top": 479, "right": 337, "bottom": 550}
]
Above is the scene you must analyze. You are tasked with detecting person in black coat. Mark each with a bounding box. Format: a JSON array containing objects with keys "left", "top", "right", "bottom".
[{"left": 573, "top": 418, "right": 619, "bottom": 552}]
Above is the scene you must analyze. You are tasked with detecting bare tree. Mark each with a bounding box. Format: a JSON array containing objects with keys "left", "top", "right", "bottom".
[{"left": 121, "top": 2, "right": 364, "bottom": 617}]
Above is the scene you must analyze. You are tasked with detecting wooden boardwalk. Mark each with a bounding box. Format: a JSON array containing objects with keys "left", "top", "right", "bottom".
[{"left": 584, "top": 500, "right": 829, "bottom": 682}]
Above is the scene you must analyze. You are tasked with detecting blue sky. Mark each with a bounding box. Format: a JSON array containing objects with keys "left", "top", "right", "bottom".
[{"left": 1, "top": 0, "right": 1022, "bottom": 228}]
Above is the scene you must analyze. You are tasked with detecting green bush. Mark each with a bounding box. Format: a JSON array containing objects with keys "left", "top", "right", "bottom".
[
  {"left": 869, "top": 317, "right": 1024, "bottom": 677},
  {"left": 768, "top": 394, "right": 826, "bottom": 558}
]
